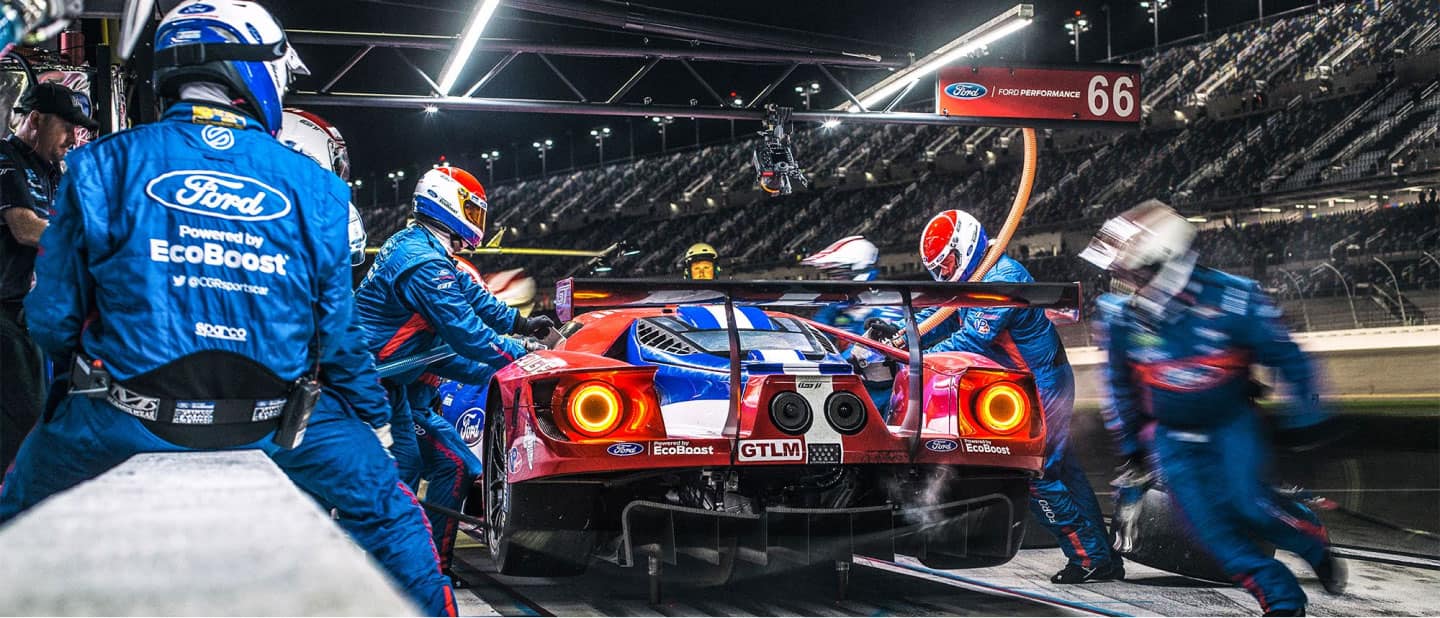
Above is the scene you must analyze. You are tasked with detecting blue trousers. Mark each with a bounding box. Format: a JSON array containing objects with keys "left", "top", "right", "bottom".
[
  {"left": 0, "top": 393, "right": 456, "bottom": 617},
  {"left": 399, "top": 383, "right": 484, "bottom": 571},
  {"left": 1028, "top": 369, "right": 1117, "bottom": 569},
  {"left": 1155, "top": 412, "right": 1329, "bottom": 613}
]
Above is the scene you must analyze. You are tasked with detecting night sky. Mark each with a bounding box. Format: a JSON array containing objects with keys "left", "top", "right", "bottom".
[{"left": 273, "top": 0, "right": 1321, "bottom": 193}]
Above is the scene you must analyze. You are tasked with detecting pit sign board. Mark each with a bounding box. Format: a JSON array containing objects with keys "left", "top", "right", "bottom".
[{"left": 936, "top": 64, "right": 1143, "bottom": 126}]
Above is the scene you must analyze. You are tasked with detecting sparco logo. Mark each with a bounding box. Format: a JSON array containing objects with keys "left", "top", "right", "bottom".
[
  {"left": 652, "top": 440, "right": 715, "bottom": 456},
  {"left": 195, "top": 321, "right": 247, "bottom": 342},
  {"left": 962, "top": 439, "right": 1011, "bottom": 455},
  {"left": 606, "top": 442, "right": 645, "bottom": 457},
  {"left": 146, "top": 171, "right": 292, "bottom": 221},
  {"left": 737, "top": 439, "right": 803, "bottom": 462},
  {"left": 925, "top": 438, "right": 959, "bottom": 453},
  {"left": 457, "top": 409, "right": 483, "bottom": 446},
  {"left": 944, "top": 82, "right": 988, "bottom": 100}
]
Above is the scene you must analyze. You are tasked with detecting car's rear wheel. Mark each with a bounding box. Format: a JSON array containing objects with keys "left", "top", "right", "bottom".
[{"left": 483, "top": 389, "right": 594, "bottom": 577}]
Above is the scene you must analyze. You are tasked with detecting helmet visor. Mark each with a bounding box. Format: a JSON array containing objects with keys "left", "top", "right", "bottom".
[
  {"left": 458, "top": 186, "right": 487, "bottom": 234},
  {"left": 928, "top": 251, "right": 960, "bottom": 282}
]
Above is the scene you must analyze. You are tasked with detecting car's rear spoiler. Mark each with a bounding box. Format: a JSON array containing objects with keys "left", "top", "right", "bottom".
[
  {"left": 556, "top": 277, "right": 1081, "bottom": 463},
  {"left": 555, "top": 278, "right": 1081, "bottom": 322}
]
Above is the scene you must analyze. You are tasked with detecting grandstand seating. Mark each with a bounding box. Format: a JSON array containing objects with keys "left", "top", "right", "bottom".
[{"left": 357, "top": 0, "right": 1440, "bottom": 334}]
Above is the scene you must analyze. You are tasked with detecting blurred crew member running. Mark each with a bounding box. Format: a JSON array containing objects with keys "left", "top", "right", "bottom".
[
  {"left": 0, "top": 3, "right": 454, "bottom": 614},
  {"left": 354, "top": 165, "right": 551, "bottom": 579},
  {"left": 874, "top": 209, "right": 1121, "bottom": 583},
  {"left": 682, "top": 242, "right": 718, "bottom": 280},
  {"left": 802, "top": 236, "right": 903, "bottom": 409},
  {"left": 1081, "top": 200, "right": 1344, "bottom": 616}
]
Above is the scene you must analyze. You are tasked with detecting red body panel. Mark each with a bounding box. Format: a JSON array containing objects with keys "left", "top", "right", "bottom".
[{"left": 493, "top": 309, "right": 1046, "bottom": 483}]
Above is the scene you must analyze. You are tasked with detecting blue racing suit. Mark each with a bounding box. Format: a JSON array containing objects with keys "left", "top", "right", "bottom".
[
  {"left": 917, "top": 255, "right": 1115, "bottom": 570},
  {"left": 408, "top": 373, "right": 484, "bottom": 571},
  {"left": 1101, "top": 265, "right": 1330, "bottom": 614},
  {"left": 816, "top": 269, "right": 905, "bottom": 408},
  {"left": 2, "top": 102, "right": 453, "bottom": 616},
  {"left": 354, "top": 223, "right": 524, "bottom": 571}
]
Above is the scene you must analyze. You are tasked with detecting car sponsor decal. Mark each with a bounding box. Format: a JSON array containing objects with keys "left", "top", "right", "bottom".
[
  {"left": 514, "top": 354, "right": 563, "bottom": 374},
  {"left": 508, "top": 447, "right": 521, "bottom": 474},
  {"left": 200, "top": 125, "right": 234, "bottom": 150},
  {"left": 457, "top": 408, "right": 483, "bottom": 447},
  {"left": 961, "top": 438, "right": 1011, "bottom": 455},
  {"left": 606, "top": 442, "right": 645, "bottom": 457},
  {"left": 146, "top": 170, "right": 292, "bottom": 221},
  {"left": 944, "top": 82, "right": 989, "bottom": 100},
  {"left": 737, "top": 438, "right": 804, "bottom": 462},
  {"left": 194, "top": 321, "right": 247, "bottom": 342},
  {"left": 925, "top": 438, "right": 959, "bottom": 453},
  {"left": 522, "top": 420, "right": 537, "bottom": 470},
  {"left": 651, "top": 440, "right": 714, "bottom": 456}
]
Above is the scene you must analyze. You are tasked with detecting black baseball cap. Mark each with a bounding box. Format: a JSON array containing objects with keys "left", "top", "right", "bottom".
[{"left": 15, "top": 82, "right": 99, "bottom": 131}]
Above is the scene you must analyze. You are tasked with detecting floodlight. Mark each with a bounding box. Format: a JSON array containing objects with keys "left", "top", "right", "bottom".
[{"left": 437, "top": 0, "right": 504, "bottom": 95}]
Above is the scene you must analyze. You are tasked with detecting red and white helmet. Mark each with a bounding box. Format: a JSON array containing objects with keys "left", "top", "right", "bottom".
[
  {"left": 414, "top": 166, "right": 489, "bottom": 248},
  {"left": 802, "top": 236, "right": 879, "bottom": 280},
  {"left": 1079, "top": 199, "right": 1196, "bottom": 277},
  {"left": 920, "top": 209, "right": 989, "bottom": 282},
  {"left": 280, "top": 108, "right": 350, "bottom": 181}
]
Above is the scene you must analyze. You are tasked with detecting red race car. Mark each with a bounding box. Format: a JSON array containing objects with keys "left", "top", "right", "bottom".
[{"left": 475, "top": 278, "right": 1080, "bottom": 583}]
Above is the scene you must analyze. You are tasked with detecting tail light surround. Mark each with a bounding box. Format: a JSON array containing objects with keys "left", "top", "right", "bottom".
[
  {"left": 537, "top": 369, "right": 666, "bottom": 442},
  {"left": 972, "top": 381, "right": 1029, "bottom": 435}
]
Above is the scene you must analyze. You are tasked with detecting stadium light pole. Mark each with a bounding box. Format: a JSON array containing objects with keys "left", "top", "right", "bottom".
[
  {"left": 386, "top": 170, "right": 405, "bottom": 205},
  {"left": 436, "top": 0, "right": 503, "bottom": 95},
  {"left": 590, "top": 127, "right": 611, "bottom": 163},
  {"left": 1140, "top": 0, "right": 1169, "bottom": 52},
  {"left": 651, "top": 116, "right": 674, "bottom": 152},
  {"left": 843, "top": 4, "right": 1033, "bottom": 112},
  {"left": 480, "top": 149, "right": 501, "bottom": 185},
  {"left": 794, "top": 82, "right": 820, "bottom": 109},
  {"left": 532, "top": 139, "right": 554, "bottom": 176},
  {"left": 1063, "top": 12, "right": 1090, "bottom": 62},
  {"left": 1101, "top": 4, "right": 1113, "bottom": 59}
]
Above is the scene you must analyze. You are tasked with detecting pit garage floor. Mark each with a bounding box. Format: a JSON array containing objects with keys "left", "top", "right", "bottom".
[{"left": 448, "top": 534, "right": 1438, "bottom": 617}]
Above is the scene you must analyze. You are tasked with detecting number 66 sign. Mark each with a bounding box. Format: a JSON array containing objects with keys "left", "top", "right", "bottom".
[{"left": 936, "top": 63, "right": 1142, "bottom": 126}]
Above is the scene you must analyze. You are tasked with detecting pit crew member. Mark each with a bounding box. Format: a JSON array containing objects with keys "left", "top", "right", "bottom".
[
  {"left": 682, "top": 242, "right": 718, "bottom": 280},
  {"left": 1081, "top": 200, "right": 1345, "bottom": 616},
  {"left": 874, "top": 209, "right": 1121, "bottom": 583},
  {"left": 0, "top": 3, "right": 454, "bottom": 614},
  {"left": 353, "top": 166, "right": 551, "bottom": 577}
]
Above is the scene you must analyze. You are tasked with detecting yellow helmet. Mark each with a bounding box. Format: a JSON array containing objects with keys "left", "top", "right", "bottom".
[{"left": 683, "top": 242, "right": 718, "bottom": 280}]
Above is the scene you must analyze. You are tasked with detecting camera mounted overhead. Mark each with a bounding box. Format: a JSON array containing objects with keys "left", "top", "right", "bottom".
[{"left": 752, "top": 105, "right": 808, "bottom": 196}]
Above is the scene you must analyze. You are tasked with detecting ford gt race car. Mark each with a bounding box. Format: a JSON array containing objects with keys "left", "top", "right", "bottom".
[{"left": 443, "top": 278, "right": 1081, "bottom": 584}]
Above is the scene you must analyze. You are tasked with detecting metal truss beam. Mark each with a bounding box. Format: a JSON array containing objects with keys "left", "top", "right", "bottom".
[
  {"left": 286, "top": 30, "right": 909, "bottom": 68},
  {"left": 462, "top": 51, "right": 521, "bottom": 97},
  {"left": 390, "top": 48, "right": 442, "bottom": 96},
  {"left": 288, "top": 92, "right": 1129, "bottom": 130},
  {"left": 537, "top": 53, "right": 588, "bottom": 102},
  {"left": 746, "top": 63, "right": 798, "bottom": 109},
  {"left": 320, "top": 45, "right": 373, "bottom": 93},
  {"left": 605, "top": 57, "right": 660, "bottom": 104}
]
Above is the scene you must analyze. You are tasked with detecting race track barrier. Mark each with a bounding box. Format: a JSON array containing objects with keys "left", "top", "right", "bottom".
[{"left": 0, "top": 450, "right": 417, "bottom": 616}]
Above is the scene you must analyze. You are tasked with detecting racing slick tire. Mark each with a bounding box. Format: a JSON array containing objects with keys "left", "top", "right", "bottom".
[{"left": 483, "top": 387, "right": 595, "bottom": 577}]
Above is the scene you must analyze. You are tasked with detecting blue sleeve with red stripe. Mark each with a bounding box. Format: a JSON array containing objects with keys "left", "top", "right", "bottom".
[
  {"left": 423, "top": 352, "right": 501, "bottom": 385},
  {"left": 456, "top": 268, "right": 520, "bottom": 334},
  {"left": 395, "top": 259, "right": 526, "bottom": 370},
  {"left": 1235, "top": 284, "right": 1326, "bottom": 429}
]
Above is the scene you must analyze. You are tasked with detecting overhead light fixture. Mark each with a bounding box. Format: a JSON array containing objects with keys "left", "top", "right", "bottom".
[
  {"left": 1186, "top": 216, "right": 1207, "bottom": 223},
  {"left": 840, "top": 4, "right": 1033, "bottom": 112},
  {"left": 821, "top": 119, "right": 841, "bottom": 129},
  {"left": 423, "top": 104, "right": 439, "bottom": 114},
  {"left": 436, "top": 0, "right": 504, "bottom": 95},
  {"left": 1258, "top": 207, "right": 1281, "bottom": 212},
  {"left": 1333, "top": 197, "right": 1355, "bottom": 203}
]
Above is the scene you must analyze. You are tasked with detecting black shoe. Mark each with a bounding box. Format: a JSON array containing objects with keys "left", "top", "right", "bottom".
[
  {"left": 1263, "top": 607, "right": 1305, "bottom": 616},
  {"left": 1050, "top": 561, "right": 1125, "bottom": 584},
  {"left": 1316, "top": 550, "right": 1347, "bottom": 595}
]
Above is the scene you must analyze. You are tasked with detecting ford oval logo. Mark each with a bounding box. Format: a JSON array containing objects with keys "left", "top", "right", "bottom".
[
  {"left": 178, "top": 3, "right": 214, "bottom": 13},
  {"left": 146, "top": 170, "right": 292, "bottom": 222},
  {"left": 607, "top": 442, "right": 645, "bottom": 457},
  {"left": 944, "top": 82, "right": 988, "bottom": 100},
  {"left": 925, "top": 438, "right": 959, "bottom": 453},
  {"left": 456, "top": 408, "right": 483, "bottom": 447}
]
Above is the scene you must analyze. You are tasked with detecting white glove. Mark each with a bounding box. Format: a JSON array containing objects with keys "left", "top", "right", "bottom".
[
  {"left": 373, "top": 423, "right": 394, "bottom": 449},
  {"left": 522, "top": 337, "right": 548, "bottom": 353}
]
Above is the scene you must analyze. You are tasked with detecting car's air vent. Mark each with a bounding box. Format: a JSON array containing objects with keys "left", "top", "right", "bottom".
[
  {"left": 801, "top": 321, "right": 839, "bottom": 355},
  {"left": 636, "top": 320, "right": 699, "bottom": 355}
]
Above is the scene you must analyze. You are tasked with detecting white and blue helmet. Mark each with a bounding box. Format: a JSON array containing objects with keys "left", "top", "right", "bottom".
[{"left": 154, "top": 0, "right": 308, "bottom": 135}]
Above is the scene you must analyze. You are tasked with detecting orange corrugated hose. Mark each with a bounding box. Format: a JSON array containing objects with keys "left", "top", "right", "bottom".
[{"left": 892, "top": 126, "right": 1039, "bottom": 345}]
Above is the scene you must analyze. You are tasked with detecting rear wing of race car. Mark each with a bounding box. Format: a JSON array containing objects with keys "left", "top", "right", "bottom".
[
  {"left": 556, "top": 277, "right": 1081, "bottom": 461},
  {"left": 554, "top": 277, "right": 1081, "bottom": 321}
]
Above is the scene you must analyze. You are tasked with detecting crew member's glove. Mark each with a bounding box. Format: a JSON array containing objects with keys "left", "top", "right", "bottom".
[
  {"left": 373, "top": 423, "right": 394, "bottom": 449},
  {"left": 521, "top": 337, "right": 548, "bottom": 353},
  {"left": 514, "top": 314, "right": 555, "bottom": 338},
  {"left": 1111, "top": 450, "right": 1154, "bottom": 488},
  {"left": 863, "top": 318, "right": 901, "bottom": 341}
]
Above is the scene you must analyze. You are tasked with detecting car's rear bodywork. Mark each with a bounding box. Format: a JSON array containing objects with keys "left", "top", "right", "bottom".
[{"left": 476, "top": 278, "right": 1081, "bottom": 578}]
